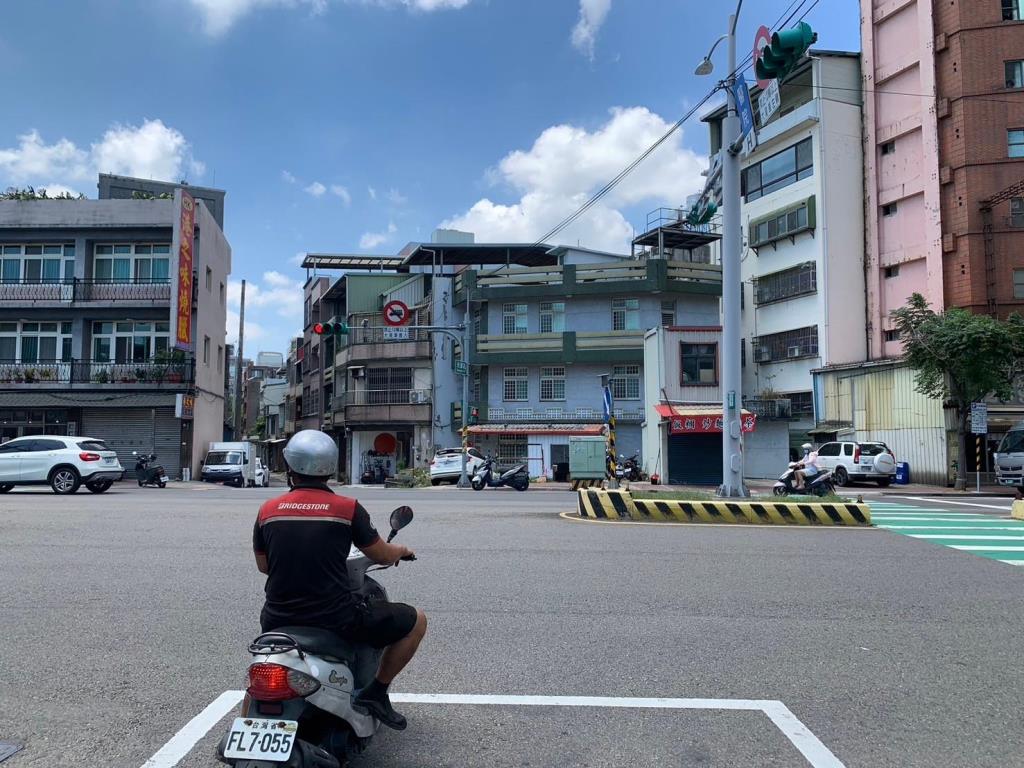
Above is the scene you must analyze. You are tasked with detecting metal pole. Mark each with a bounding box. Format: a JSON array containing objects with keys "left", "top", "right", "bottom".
[
  {"left": 233, "top": 279, "right": 245, "bottom": 439},
  {"left": 458, "top": 290, "right": 472, "bottom": 488},
  {"left": 977, "top": 435, "right": 982, "bottom": 493},
  {"left": 719, "top": 12, "right": 748, "bottom": 497}
]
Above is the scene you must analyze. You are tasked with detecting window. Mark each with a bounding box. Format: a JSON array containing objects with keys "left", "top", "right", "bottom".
[
  {"left": 884, "top": 265, "right": 900, "bottom": 278},
  {"left": 612, "top": 298, "right": 640, "bottom": 331},
  {"left": 1003, "top": 0, "right": 1023, "bottom": 21},
  {"left": 742, "top": 137, "right": 813, "bottom": 201},
  {"left": 1015, "top": 269, "right": 1024, "bottom": 299},
  {"left": 754, "top": 263, "right": 817, "bottom": 305},
  {"left": 203, "top": 336, "right": 211, "bottom": 364},
  {"left": 611, "top": 364, "right": 641, "bottom": 400},
  {"left": 681, "top": 344, "right": 718, "bottom": 385},
  {"left": 1009, "top": 129, "right": 1024, "bottom": 158},
  {"left": 220, "top": 282, "right": 225, "bottom": 306},
  {"left": 1012, "top": 198, "right": 1024, "bottom": 227},
  {"left": 883, "top": 329, "right": 901, "bottom": 342},
  {"left": 90, "top": 321, "right": 169, "bottom": 363},
  {"left": 1, "top": 321, "right": 73, "bottom": 363},
  {"left": 817, "top": 443, "right": 841, "bottom": 458},
  {"left": 1007, "top": 60, "right": 1024, "bottom": 88},
  {"left": 751, "top": 326, "right": 819, "bottom": 363},
  {"left": 880, "top": 140, "right": 896, "bottom": 155},
  {"left": 540, "top": 366, "right": 566, "bottom": 401},
  {"left": 93, "top": 243, "right": 170, "bottom": 283},
  {"left": 502, "top": 303, "right": 528, "bottom": 335},
  {"left": 661, "top": 300, "right": 675, "bottom": 327},
  {"left": 0, "top": 244, "right": 75, "bottom": 284},
  {"left": 539, "top": 301, "right": 565, "bottom": 333},
  {"left": 304, "top": 297, "right": 311, "bottom": 329},
  {"left": 217, "top": 345, "right": 223, "bottom": 373},
  {"left": 503, "top": 367, "right": 529, "bottom": 401},
  {"left": 749, "top": 198, "right": 814, "bottom": 247},
  {"left": 206, "top": 267, "right": 213, "bottom": 291},
  {"left": 788, "top": 391, "right": 814, "bottom": 417},
  {"left": 498, "top": 435, "right": 528, "bottom": 464},
  {"left": 882, "top": 202, "right": 898, "bottom": 217}
]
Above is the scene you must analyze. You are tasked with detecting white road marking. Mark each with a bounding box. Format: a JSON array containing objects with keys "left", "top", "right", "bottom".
[
  {"left": 139, "top": 690, "right": 243, "bottom": 768},
  {"left": 871, "top": 517, "right": 986, "bottom": 523},
  {"left": 899, "top": 497, "right": 1014, "bottom": 511},
  {"left": 949, "top": 545, "right": 1024, "bottom": 552},
  {"left": 879, "top": 526, "right": 1024, "bottom": 531},
  {"left": 997, "top": 559, "right": 1024, "bottom": 565},
  {"left": 906, "top": 534, "right": 1024, "bottom": 540},
  {"left": 141, "top": 690, "right": 845, "bottom": 768}
]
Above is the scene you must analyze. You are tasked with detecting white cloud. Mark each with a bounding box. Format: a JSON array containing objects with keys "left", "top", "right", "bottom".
[
  {"left": 359, "top": 222, "right": 397, "bottom": 249},
  {"left": 387, "top": 187, "right": 408, "bottom": 205},
  {"left": 0, "top": 119, "right": 203, "bottom": 191},
  {"left": 571, "top": 0, "right": 612, "bottom": 60},
  {"left": 226, "top": 309, "right": 267, "bottom": 347},
  {"left": 282, "top": 170, "right": 297, "bottom": 184},
  {"left": 441, "top": 106, "right": 706, "bottom": 253},
  {"left": 289, "top": 252, "right": 307, "bottom": 266},
  {"left": 187, "top": 0, "right": 471, "bottom": 36},
  {"left": 226, "top": 270, "right": 305, "bottom": 352},
  {"left": 330, "top": 184, "right": 352, "bottom": 206},
  {"left": 304, "top": 181, "right": 326, "bottom": 197},
  {"left": 368, "top": 186, "right": 378, "bottom": 201}
]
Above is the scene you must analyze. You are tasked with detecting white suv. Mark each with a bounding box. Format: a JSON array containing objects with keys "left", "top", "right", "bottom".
[
  {"left": 0, "top": 436, "right": 125, "bottom": 495},
  {"left": 814, "top": 441, "right": 897, "bottom": 487},
  {"left": 430, "top": 447, "right": 485, "bottom": 485}
]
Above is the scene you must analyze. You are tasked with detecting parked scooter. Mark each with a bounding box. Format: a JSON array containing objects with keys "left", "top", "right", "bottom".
[
  {"left": 773, "top": 461, "right": 835, "bottom": 497},
  {"left": 471, "top": 455, "right": 529, "bottom": 491},
  {"left": 216, "top": 506, "right": 417, "bottom": 768},
  {"left": 615, "top": 453, "right": 644, "bottom": 483},
  {"left": 133, "top": 452, "right": 169, "bottom": 488}
]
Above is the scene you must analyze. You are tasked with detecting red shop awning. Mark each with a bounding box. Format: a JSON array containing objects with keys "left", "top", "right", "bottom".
[{"left": 653, "top": 404, "right": 757, "bottom": 435}]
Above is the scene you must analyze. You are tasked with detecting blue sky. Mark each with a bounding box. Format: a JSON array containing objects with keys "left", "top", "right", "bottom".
[{"left": 0, "top": 0, "right": 859, "bottom": 355}]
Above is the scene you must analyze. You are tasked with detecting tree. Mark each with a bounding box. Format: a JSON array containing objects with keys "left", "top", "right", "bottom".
[
  {"left": 1, "top": 186, "right": 85, "bottom": 200},
  {"left": 891, "top": 293, "right": 1024, "bottom": 489}
]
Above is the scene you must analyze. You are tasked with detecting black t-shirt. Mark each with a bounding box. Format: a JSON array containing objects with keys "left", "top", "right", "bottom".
[{"left": 253, "top": 485, "right": 380, "bottom": 631}]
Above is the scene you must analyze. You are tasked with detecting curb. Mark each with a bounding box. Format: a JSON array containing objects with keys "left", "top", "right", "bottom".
[{"left": 576, "top": 489, "right": 872, "bottom": 526}]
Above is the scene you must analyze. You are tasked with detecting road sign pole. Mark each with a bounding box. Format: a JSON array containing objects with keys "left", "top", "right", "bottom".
[{"left": 458, "top": 298, "right": 473, "bottom": 488}]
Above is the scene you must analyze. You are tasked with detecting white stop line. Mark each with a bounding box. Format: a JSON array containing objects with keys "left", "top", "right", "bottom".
[{"left": 141, "top": 690, "right": 844, "bottom": 768}]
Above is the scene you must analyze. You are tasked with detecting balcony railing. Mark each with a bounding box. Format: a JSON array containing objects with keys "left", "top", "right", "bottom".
[
  {"left": 743, "top": 397, "right": 792, "bottom": 420},
  {"left": 0, "top": 358, "right": 194, "bottom": 385},
  {"left": 482, "top": 406, "right": 643, "bottom": 423},
  {"left": 335, "top": 389, "right": 432, "bottom": 409},
  {"left": 0, "top": 278, "right": 171, "bottom": 304}
]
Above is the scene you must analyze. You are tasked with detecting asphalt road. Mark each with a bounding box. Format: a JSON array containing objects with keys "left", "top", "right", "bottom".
[{"left": 1, "top": 483, "right": 1023, "bottom": 767}]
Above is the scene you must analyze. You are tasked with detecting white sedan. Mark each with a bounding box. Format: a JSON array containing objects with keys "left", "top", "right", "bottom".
[
  {"left": 0, "top": 435, "right": 125, "bottom": 494},
  {"left": 430, "top": 447, "right": 485, "bottom": 485}
]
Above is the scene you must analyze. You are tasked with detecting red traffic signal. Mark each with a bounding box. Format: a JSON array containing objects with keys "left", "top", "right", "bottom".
[{"left": 313, "top": 323, "right": 324, "bottom": 334}]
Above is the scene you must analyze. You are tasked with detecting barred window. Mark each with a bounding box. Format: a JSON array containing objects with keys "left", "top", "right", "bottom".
[
  {"left": 612, "top": 298, "right": 640, "bottom": 331},
  {"left": 750, "top": 200, "right": 813, "bottom": 247},
  {"left": 787, "top": 391, "right": 814, "bottom": 417},
  {"left": 754, "top": 263, "right": 817, "bottom": 305},
  {"left": 611, "top": 364, "right": 641, "bottom": 400},
  {"left": 498, "top": 435, "right": 527, "bottom": 465},
  {"left": 661, "top": 300, "right": 675, "bottom": 327},
  {"left": 502, "top": 303, "right": 528, "bottom": 335},
  {"left": 540, "top": 366, "right": 566, "bottom": 401},
  {"left": 503, "top": 367, "right": 529, "bottom": 401},
  {"left": 539, "top": 301, "right": 565, "bottom": 333},
  {"left": 751, "top": 326, "right": 819, "bottom": 363}
]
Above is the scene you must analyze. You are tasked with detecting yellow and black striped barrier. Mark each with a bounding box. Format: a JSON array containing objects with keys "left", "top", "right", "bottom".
[
  {"left": 571, "top": 479, "right": 605, "bottom": 490},
  {"left": 576, "top": 489, "right": 871, "bottom": 526}
]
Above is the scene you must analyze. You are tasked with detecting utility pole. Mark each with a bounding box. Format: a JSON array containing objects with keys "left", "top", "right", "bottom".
[
  {"left": 458, "top": 291, "right": 473, "bottom": 488},
  {"left": 234, "top": 279, "right": 245, "bottom": 439}
]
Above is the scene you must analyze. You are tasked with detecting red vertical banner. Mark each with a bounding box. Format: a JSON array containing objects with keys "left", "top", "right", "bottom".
[{"left": 175, "top": 191, "right": 195, "bottom": 350}]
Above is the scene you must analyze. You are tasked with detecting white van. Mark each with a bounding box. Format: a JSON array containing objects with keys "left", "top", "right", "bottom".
[
  {"left": 995, "top": 421, "right": 1024, "bottom": 488},
  {"left": 201, "top": 441, "right": 266, "bottom": 487}
]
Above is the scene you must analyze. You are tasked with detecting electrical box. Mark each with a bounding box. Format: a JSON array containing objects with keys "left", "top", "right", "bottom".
[{"left": 569, "top": 437, "right": 608, "bottom": 480}]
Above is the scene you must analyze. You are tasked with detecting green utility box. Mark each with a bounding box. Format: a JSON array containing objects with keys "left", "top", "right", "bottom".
[{"left": 569, "top": 437, "right": 607, "bottom": 480}]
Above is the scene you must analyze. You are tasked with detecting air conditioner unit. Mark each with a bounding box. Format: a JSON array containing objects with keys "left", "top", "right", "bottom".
[
  {"left": 348, "top": 365, "right": 365, "bottom": 379},
  {"left": 787, "top": 346, "right": 802, "bottom": 358},
  {"left": 409, "top": 390, "right": 429, "bottom": 404},
  {"left": 756, "top": 349, "right": 771, "bottom": 363}
]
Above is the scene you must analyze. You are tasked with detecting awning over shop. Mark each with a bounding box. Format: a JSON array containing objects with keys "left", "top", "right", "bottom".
[
  {"left": 653, "top": 404, "right": 756, "bottom": 434},
  {"left": 0, "top": 392, "right": 177, "bottom": 408},
  {"left": 467, "top": 423, "right": 605, "bottom": 436}
]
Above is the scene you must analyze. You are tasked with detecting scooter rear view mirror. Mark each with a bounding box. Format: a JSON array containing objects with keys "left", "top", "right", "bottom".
[{"left": 389, "top": 505, "right": 413, "bottom": 532}]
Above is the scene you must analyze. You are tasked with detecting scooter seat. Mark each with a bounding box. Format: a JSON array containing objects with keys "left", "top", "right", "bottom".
[{"left": 272, "top": 626, "right": 357, "bottom": 661}]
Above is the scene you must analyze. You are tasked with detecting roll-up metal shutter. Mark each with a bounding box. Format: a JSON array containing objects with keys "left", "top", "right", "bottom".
[
  {"left": 667, "top": 433, "right": 722, "bottom": 486},
  {"left": 80, "top": 407, "right": 182, "bottom": 480}
]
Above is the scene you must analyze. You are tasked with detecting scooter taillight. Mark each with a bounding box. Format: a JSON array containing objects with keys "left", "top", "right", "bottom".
[{"left": 246, "top": 662, "right": 320, "bottom": 701}]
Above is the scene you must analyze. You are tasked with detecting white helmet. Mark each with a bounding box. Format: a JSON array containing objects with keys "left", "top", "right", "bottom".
[
  {"left": 283, "top": 430, "right": 337, "bottom": 477},
  {"left": 801, "top": 443, "right": 813, "bottom": 452}
]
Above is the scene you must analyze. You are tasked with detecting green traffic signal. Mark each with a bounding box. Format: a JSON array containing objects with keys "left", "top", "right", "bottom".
[
  {"left": 315, "top": 320, "right": 350, "bottom": 335},
  {"left": 686, "top": 199, "right": 718, "bottom": 226},
  {"left": 755, "top": 21, "right": 817, "bottom": 82}
]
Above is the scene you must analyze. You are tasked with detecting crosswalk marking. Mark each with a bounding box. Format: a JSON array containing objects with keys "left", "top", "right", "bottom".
[{"left": 872, "top": 501, "right": 1024, "bottom": 567}]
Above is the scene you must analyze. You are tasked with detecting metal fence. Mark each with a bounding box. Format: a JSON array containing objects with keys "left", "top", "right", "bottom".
[
  {"left": 0, "top": 278, "right": 171, "bottom": 303},
  {"left": 0, "top": 358, "right": 194, "bottom": 385}
]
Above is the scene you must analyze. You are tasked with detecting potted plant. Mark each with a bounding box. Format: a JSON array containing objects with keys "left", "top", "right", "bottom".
[
  {"left": 135, "top": 367, "right": 148, "bottom": 382},
  {"left": 23, "top": 367, "right": 37, "bottom": 383},
  {"left": 39, "top": 368, "right": 55, "bottom": 381},
  {"left": 155, "top": 348, "right": 186, "bottom": 382},
  {"left": 93, "top": 369, "right": 110, "bottom": 384}
]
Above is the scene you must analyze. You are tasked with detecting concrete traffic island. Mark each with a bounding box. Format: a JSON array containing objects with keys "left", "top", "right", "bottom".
[
  {"left": 1012, "top": 501, "right": 1024, "bottom": 521},
  {"left": 576, "top": 488, "right": 872, "bottom": 526}
]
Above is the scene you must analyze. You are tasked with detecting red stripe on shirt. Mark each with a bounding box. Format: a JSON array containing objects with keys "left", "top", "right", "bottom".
[{"left": 258, "top": 489, "right": 357, "bottom": 525}]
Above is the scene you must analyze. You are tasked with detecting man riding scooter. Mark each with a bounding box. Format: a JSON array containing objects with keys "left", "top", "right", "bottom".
[
  {"left": 253, "top": 430, "right": 427, "bottom": 730},
  {"left": 793, "top": 442, "right": 821, "bottom": 492}
]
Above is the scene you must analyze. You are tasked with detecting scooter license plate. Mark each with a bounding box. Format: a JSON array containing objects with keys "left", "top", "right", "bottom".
[
  {"left": 223, "top": 717, "right": 298, "bottom": 761},
  {"left": 160, "top": 475, "right": 170, "bottom": 483}
]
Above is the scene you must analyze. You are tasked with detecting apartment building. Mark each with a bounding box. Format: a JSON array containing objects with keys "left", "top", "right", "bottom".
[
  {"left": 0, "top": 183, "right": 230, "bottom": 479},
  {"left": 703, "top": 51, "right": 865, "bottom": 452}
]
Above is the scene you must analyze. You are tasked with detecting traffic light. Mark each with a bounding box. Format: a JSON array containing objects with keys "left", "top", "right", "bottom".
[
  {"left": 469, "top": 406, "right": 480, "bottom": 425},
  {"left": 313, "top": 320, "right": 350, "bottom": 336},
  {"left": 686, "top": 198, "right": 718, "bottom": 226},
  {"left": 755, "top": 21, "right": 817, "bottom": 82}
]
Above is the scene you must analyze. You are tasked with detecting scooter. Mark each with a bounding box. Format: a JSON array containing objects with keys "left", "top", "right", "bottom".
[
  {"left": 773, "top": 462, "right": 836, "bottom": 497},
  {"left": 615, "top": 453, "right": 644, "bottom": 483},
  {"left": 471, "top": 455, "right": 529, "bottom": 491},
  {"left": 133, "top": 452, "right": 168, "bottom": 488},
  {"left": 216, "top": 506, "right": 416, "bottom": 768}
]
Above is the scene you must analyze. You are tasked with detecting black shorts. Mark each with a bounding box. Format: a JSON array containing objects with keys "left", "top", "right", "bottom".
[{"left": 335, "top": 601, "right": 418, "bottom": 649}]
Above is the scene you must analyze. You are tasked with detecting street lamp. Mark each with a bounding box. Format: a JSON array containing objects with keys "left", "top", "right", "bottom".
[{"left": 696, "top": 0, "right": 748, "bottom": 498}]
